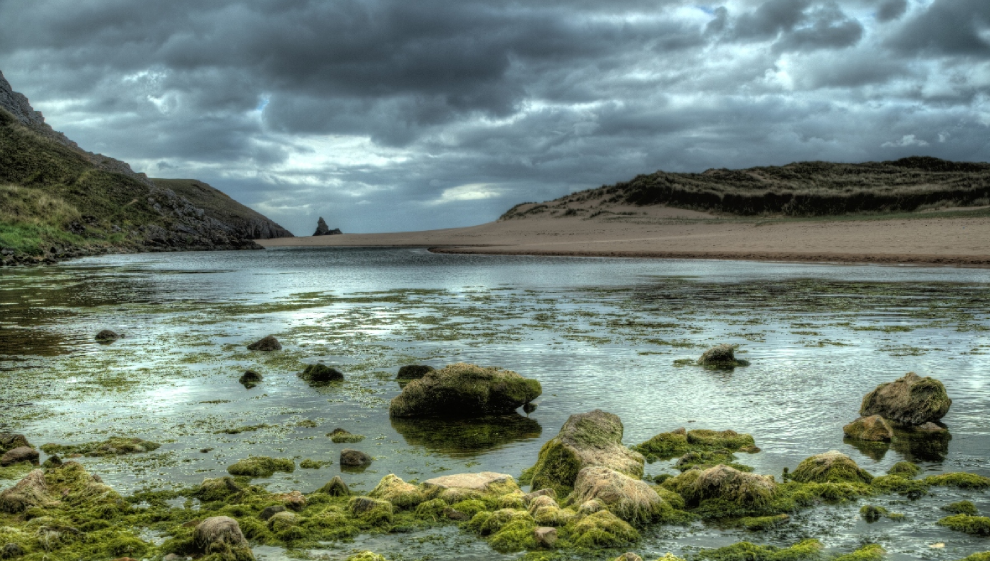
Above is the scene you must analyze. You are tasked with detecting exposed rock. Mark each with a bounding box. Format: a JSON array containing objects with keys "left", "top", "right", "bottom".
[
  {"left": 318, "top": 476, "right": 351, "bottom": 496},
  {"left": 348, "top": 496, "right": 394, "bottom": 525},
  {"left": 267, "top": 511, "right": 299, "bottom": 532},
  {"left": 571, "top": 466, "right": 668, "bottom": 524},
  {"left": 193, "top": 516, "right": 253, "bottom": 558},
  {"left": 860, "top": 372, "right": 952, "bottom": 427},
  {"left": 0, "top": 434, "right": 31, "bottom": 454},
  {"left": 843, "top": 415, "right": 894, "bottom": 442},
  {"left": 528, "top": 409, "right": 645, "bottom": 497},
  {"left": 534, "top": 526, "right": 558, "bottom": 548},
  {"left": 698, "top": 344, "right": 747, "bottom": 367},
  {"left": 259, "top": 505, "right": 286, "bottom": 520},
  {"left": 276, "top": 490, "right": 307, "bottom": 511},
  {"left": 370, "top": 474, "right": 424, "bottom": 508},
  {"left": 423, "top": 472, "right": 520, "bottom": 498},
  {"left": 95, "top": 330, "right": 122, "bottom": 342},
  {"left": 247, "top": 335, "right": 282, "bottom": 351},
  {"left": 687, "top": 465, "right": 778, "bottom": 507},
  {"left": 790, "top": 451, "right": 873, "bottom": 484},
  {"left": 397, "top": 365, "right": 434, "bottom": 379},
  {"left": 0, "top": 447, "right": 39, "bottom": 467},
  {"left": 389, "top": 363, "right": 541, "bottom": 418},
  {"left": 239, "top": 370, "right": 263, "bottom": 388},
  {"left": 329, "top": 428, "right": 365, "bottom": 443},
  {"left": 299, "top": 363, "right": 344, "bottom": 384},
  {"left": 0, "top": 470, "right": 53, "bottom": 513},
  {"left": 340, "top": 449, "right": 373, "bottom": 467},
  {"left": 313, "top": 217, "right": 342, "bottom": 236}
]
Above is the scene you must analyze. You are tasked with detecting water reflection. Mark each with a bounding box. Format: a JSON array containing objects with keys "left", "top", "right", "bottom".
[
  {"left": 391, "top": 414, "right": 542, "bottom": 457},
  {"left": 843, "top": 437, "right": 889, "bottom": 461},
  {"left": 891, "top": 429, "right": 952, "bottom": 462}
]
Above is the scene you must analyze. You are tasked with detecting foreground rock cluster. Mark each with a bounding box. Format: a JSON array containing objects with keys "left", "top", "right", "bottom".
[{"left": 843, "top": 372, "right": 952, "bottom": 446}]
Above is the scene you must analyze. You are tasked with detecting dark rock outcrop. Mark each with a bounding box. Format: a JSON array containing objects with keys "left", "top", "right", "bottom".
[
  {"left": 313, "top": 217, "right": 342, "bottom": 236},
  {"left": 340, "top": 449, "right": 372, "bottom": 467},
  {"left": 299, "top": 363, "right": 344, "bottom": 385},
  {"left": 247, "top": 335, "right": 282, "bottom": 351}
]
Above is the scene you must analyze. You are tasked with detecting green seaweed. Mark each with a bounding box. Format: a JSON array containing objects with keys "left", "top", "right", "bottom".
[{"left": 226, "top": 457, "right": 295, "bottom": 478}]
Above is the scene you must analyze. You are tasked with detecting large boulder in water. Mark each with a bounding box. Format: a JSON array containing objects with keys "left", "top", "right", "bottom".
[
  {"left": 860, "top": 372, "right": 951, "bottom": 426},
  {"left": 388, "top": 363, "right": 541, "bottom": 418},
  {"left": 527, "top": 410, "right": 644, "bottom": 497},
  {"left": 681, "top": 465, "right": 777, "bottom": 507}
]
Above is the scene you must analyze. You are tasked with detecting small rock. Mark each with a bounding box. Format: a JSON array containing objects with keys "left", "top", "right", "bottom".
[
  {"left": 239, "top": 370, "right": 263, "bottom": 388},
  {"left": 328, "top": 428, "right": 364, "bottom": 443},
  {"left": 259, "top": 505, "right": 286, "bottom": 521},
  {"left": 193, "top": 516, "right": 251, "bottom": 555},
  {"left": 396, "top": 365, "right": 434, "bottom": 379},
  {"left": 42, "top": 454, "right": 62, "bottom": 468},
  {"left": 523, "top": 488, "right": 555, "bottom": 505},
  {"left": 340, "top": 449, "right": 372, "bottom": 467},
  {"left": 318, "top": 475, "right": 350, "bottom": 496},
  {"left": 267, "top": 511, "right": 298, "bottom": 531},
  {"left": 0, "top": 434, "right": 31, "bottom": 453},
  {"left": 444, "top": 507, "right": 470, "bottom": 521},
  {"left": 247, "top": 335, "right": 281, "bottom": 351},
  {"left": 698, "top": 344, "right": 745, "bottom": 367},
  {"left": 349, "top": 496, "right": 384, "bottom": 515},
  {"left": 843, "top": 415, "right": 894, "bottom": 442},
  {"left": 299, "top": 363, "right": 344, "bottom": 384},
  {"left": 534, "top": 526, "right": 558, "bottom": 548},
  {"left": 95, "top": 330, "right": 122, "bottom": 342},
  {"left": 313, "top": 217, "right": 342, "bottom": 236},
  {"left": 0, "top": 447, "right": 39, "bottom": 467}
]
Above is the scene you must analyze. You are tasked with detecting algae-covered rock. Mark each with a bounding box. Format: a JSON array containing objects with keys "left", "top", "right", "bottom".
[
  {"left": 267, "top": 510, "right": 299, "bottom": 532},
  {"left": 329, "top": 428, "right": 365, "bottom": 443},
  {"left": 194, "top": 516, "right": 253, "bottom": 558},
  {"left": 299, "top": 363, "right": 344, "bottom": 385},
  {"left": 318, "top": 476, "right": 350, "bottom": 496},
  {"left": 634, "top": 427, "right": 757, "bottom": 462},
  {"left": 842, "top": 416, "right": 893, "bottom": 442},
  {"left": 790, "top": 451, "right": 872, "bottom": 484},
  {"left": 0, "top": 446, "right": 38, "bottom": 467},
  {"left": 370, "top": 474, "right": 425, "bottom": 508},
  {"left": 247, "top": 335, "right": 281, "bottom": 351},
  {"left": 534, "top": 526, "right": 557, "bottom": 548},
  {"left": 860, "top": 372, "right": 951, "bottom": 426},
  {"left": 0, "top": 434, "right": 31, "bottom": 454},
  {"left": 698, "top": 344, "right": 748, "bottom": 368},
  {"left": 887, "top": 461, "right": 921, "bottom": 478},
  {"left": 349, "top": 496, "right": 394, "bottom": 526},
  {"left": 739, "top": 514, "right": 789, "bottom": 530},
  {"left": 239, "top": 370, "right": 263, "bottom": 389},
  {"left": 697, "top": 539, "right": 823, "bottom": 561},
  {"left": 615, "top": 554, "right": 643, "bottom": 561},
  {"left": 688, "top": 465, "right": 777, "bottom": 507},
  {"left": 195, "top": 477, "right": 245, "bottom": 501},
  {"left": 944, "top": 501, "right": 979, "bottom": 516},
  {"left": 528, "top": 410, "right": 644, "bottom": 497},
  {"left": 340, "top": 449, "right": 372, "bottom": 468},
  {"left": 226, "top": 457, "right": 295, "bottom": 478},
  {"left": 569, "top": 510, "right": 639, "bottom": 548},
  {"left": 571, "top": 466, "right": 669, "bottom": 525},
  {"left": 397, "top": 365, "right": 434, "bottom": 379},
  {"left": 859, "top": 505, "right": 888, "bottom": 522},
  {"left": 95, "top": 329, "right": 122, "bottom": 342},
  {"left": 834, "top": 544, "right": 885, "bottom": 561},
  {"left": 388, "top": 363, "right": 541, "bottom": 418},
  {"left": 40, "top": 437, "right": 160, "bottom": 457},
  {"left": 259, "top": 505, "right": 286, "bottom": 520},
  {"left": 423, "top": 472, "right": 520, "bottom": 505},
  {"left": 938, "top": 514, "right": 990, "bottom": 536},
  {"left": 925, "top": 472, "right": 990, "bottom": 489},
  {"left": 0, "top": 469, "right": 53, "bottom": 513}
]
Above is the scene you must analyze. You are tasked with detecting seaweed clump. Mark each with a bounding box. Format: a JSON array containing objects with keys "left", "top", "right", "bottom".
[
  {"left": 788, "top": 452, "right": 872, "bottom": 485},
  {"left": 40, "top": 437, "right": 160, "bottom": 457},
  {"left": 695, "top": 538, "right": 823, "bottom": 561},
  {"left": 697, "top": 344, "right": 749, "bottom": 368},
  {"left": 938, "top": 514, "right": 990, "bottom": 536},
  {"left": 226, "top": 457, "right": 295, "bottom": 478}
]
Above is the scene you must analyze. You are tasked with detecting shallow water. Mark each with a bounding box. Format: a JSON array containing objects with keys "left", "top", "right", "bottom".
[{"left": 2, "top": 247, "right": 990, "bottom": 560}]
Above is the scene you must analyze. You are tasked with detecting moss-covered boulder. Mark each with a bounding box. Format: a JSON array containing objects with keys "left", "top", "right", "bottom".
[
  {"left": 0, "top": 446, "right": 38, "bottom": 467},
  {"left": 0, "top": 433, "right": 31, "bottom": 453},
  {"left": 388, "top": 363, "right": 541, "bottom": 418},
  {"left": 634, "top": 427, "right": 757, "bottom": 462},
  {"left": 568, "top": 510, "right": 639, "bottom": 548},
  {"left": 370, "top": 474, "right": 425, "bottom": 508},
  {"left": 938, "top": 514, "right": 990, "bottom": 536},
  {"left": 247, "top": 335, "right": 281, "bottom": 351},
  {"left": 943, "top": 501, "right": 979, "bottom": 516},
  {"left": 860, "top": 372, "right": 951, "bottom": 427},
  {"left": 422, "top": 472, "right": 520, "bottom": 503},
  {"left": 570, "top": 466, "right": 669, "bottom": 525},
  {"left": 328, "top": 428, "right": 365, "bottom": 443},
  {"left": 318, "top": 476, "right": 350, "bottom": 496},
  {"left": 397, "top": 365, "right": 434, "bottom": 379},
  {"left": 687, "top": 465, "right": 777, "bottom": 508},
  {"left": 887, "top": 461, "right": 921, "bottom": 478},
  {"left": 340, "top": 449, "right": 372, "bottom": 468},
  {"left": 299, "top": 363, "right": 344, "bottom": 385},
  {"left": 0, "top": 469, "right": 53, "bottom": 513},
  {"left": 194, "top": 516, "right": 254, "bottom": 559},
  {"left": 226, "top": 457, "right": 295, "bottom": 478},
  {"left": 698, "top": 344, "right": 748, "bottom": 367},
  {"left": 843, "top": 415, "right": 893, "bottom": 441},
  {"left": 528, "top": 410, "right": 644, "bottom": 497},
  {"left": 790, "top": 451, "right": 872, "bottom": 484},
  {"left": 349, "top": 496, "right": 394, "bottom": 526}
]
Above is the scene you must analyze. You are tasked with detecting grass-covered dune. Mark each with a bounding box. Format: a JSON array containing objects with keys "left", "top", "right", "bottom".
[
  {"left": 0, "top": 70, "right": 291, "bottom": 265},
  {"left": 502, "top": 157, "right": 990, "bottom": 220}
]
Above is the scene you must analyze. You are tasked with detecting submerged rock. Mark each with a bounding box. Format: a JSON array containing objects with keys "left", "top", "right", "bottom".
[
  {"left": 95, "top": 329, "right": 122, "bottom": 342},
  {"left": 299, "top": 363, "right": 344, "bottom": 384},
  {"left": 0, "top": 469, "right": 52, "bottom": 513},
  {"left": 843, "top": 415, "right": 894, "bottom": 442},
  {"left": 247, "top": 335, "right": 282, "bottom": 351},
  {"left": 193, "top": 516, "right": 253, "bottom": 558},
  {"left": 390, "top": 413, "right": 541, "bottom": 454},
  {"left": 0, "top": 447, "right": 38, "bottom": 467},
  {"left": 239, "top": 370, "right": 263, "bottom": 388},
  {"left": 397, "top": 364, "right": 435, "bottom": 379},
  {"left": 571, "top": 466, "right": 668, "bottom": 524},
  {"left": 790, "top": 451, "right": 873, "bottom": 484},
  {"left": 340, "top": 449, "right": 372, "bottom": 467},
  {"left": 698, "top": 344, "right": 747, "bottom": 367},
  {"left": 329, "top": 428, "right": 365, "bottom": 443},
  {"left": 388, "top": 363, "right": 541, "bottom": 418},
  {"left": 527, "top": 409, "right": 644, "bottom": 497},
  {"left": 860, "top": 372, "right": 951, "bottom": 427}
]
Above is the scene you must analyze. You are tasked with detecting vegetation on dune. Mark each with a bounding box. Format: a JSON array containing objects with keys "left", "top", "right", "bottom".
[{"left": 500, "top": 157, "right": 990, "bottom": 220}]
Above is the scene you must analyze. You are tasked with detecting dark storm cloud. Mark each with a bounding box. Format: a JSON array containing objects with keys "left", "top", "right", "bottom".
[{"left": 0, "top": 0, "right": 988, "bottom": 234}]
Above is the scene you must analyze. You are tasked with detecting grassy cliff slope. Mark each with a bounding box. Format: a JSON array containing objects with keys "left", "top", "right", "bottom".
[{"left": 502, "top": 158, "right": 990, "bottom": 220}]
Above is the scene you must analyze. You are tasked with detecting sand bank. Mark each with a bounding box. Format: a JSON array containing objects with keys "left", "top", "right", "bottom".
[{"left": 257, "top": 209, "right": 990, "bottom": 267}]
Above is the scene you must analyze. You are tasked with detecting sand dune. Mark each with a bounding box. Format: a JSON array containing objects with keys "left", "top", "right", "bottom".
[{"left": 257, "top": 208, "right": 990, "bottom": 267}]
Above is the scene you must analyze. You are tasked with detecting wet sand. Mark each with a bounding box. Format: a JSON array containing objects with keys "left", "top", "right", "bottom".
[{"left": 258, "top": 208, "right": 990, "bottom": 267}]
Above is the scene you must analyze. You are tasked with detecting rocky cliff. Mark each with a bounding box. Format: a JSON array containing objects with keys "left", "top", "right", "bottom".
[{"left": 0, "top": 70, "right": 293, "bottom": 265}]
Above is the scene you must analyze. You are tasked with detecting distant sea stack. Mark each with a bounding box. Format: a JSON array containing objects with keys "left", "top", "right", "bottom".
[
  {"left": 0, "top": 70, "right": 293, "bottom": 266},
  {"left": 313, "top": 217, "right": 342, "bottom": 236}
]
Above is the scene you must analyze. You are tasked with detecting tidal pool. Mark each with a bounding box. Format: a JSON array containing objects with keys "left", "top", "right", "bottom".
[{"left": 2, "top": 247, "right": 990, "bottom": 560}]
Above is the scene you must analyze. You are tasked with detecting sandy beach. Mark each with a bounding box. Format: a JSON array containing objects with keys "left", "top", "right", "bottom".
[{"left": 258, "top": 206, "right": 990, "bottom": 267}]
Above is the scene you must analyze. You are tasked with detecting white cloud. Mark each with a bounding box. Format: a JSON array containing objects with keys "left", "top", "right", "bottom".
[
  {"left": 881, "top": 134, "right": 929, "bottom": 147},
  {"left": 433, "top": 183, "right": 503, "bottom": 204}
]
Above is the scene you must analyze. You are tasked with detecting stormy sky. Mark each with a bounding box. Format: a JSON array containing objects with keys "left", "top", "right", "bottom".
[{"left": 1, "top": 0, "right": 988, "bottom": 234}]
